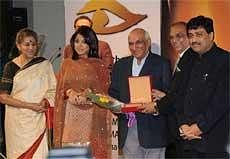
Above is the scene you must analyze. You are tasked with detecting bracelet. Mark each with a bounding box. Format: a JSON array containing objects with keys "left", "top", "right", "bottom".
[{"left": 64, "top": 89, "right": 72, "bottom": 100}]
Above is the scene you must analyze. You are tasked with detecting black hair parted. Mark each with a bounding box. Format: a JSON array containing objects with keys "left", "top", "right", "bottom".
[
  {"left": 70, "top": 26, "right": 99, "bottom": 60},
  {"left": 187, "top": 15, "right": 214, "bottom": 34}
]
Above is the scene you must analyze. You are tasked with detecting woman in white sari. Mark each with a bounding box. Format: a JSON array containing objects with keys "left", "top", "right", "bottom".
[{"left": 0, "top": 28, "right": 56, "bottom": 159}]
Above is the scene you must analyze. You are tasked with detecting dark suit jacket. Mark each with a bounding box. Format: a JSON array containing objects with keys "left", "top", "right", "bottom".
[
  {"left": 157, "top": 49, "right": 196, "bottom": 114},
  {"left": 156, "top": 49, "right": 197, "bottom": 141},
  {"left": 109, "top": 52, "right": 171, "bottom": 149},
  {"left": 176, "top": 44, "right": 229, "bottom": 153}
]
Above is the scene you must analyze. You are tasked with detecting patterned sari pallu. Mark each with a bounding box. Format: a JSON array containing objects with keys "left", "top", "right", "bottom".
[{"left": 0, "top": 57, "right": 56, "bottom": 159}]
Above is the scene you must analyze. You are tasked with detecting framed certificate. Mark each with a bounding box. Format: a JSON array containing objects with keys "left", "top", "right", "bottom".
[
  {"left": 121, "top": 76, "right": 152, "bottom": 113},
  {"left": 129, "top": 76, "right": 152, "bottom": 103}
]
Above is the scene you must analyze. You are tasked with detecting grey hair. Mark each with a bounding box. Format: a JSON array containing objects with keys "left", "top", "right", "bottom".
[
  {"left": 129, "top": 28, "right": 152, "bottom": 49},
  {"left": 144, "top": 30, "right": 151, "bottom": 51}
]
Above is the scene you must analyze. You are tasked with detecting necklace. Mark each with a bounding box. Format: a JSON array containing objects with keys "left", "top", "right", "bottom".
[{"left": 15, "top": 55, "right": 31, "bottom": 68}]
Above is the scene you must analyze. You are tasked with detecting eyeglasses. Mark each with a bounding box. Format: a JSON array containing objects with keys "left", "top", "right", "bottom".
[
  {"left": 128, "top": 40, "right": 145, "bottom": 47},
  {"left": 170, "top": 33, "right": 186, "bottom": 41}
]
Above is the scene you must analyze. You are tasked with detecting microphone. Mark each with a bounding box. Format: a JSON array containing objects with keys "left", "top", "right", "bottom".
[
  {"left": 37, "top": 34, "right": 47, "bottom": 56},
  {"left": 49, "top": 47, "right": 62, "bottom": 62},
  {"left": 51, "top": 53, "right": 61, "bottom": 64}
]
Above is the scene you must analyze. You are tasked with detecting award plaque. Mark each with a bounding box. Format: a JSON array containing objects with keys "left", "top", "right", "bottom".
[{"left": 121, "top": 76, "right": 152, "bottom": 113}]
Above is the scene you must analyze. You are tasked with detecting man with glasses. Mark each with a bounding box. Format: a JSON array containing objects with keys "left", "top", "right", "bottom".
[
  {"left": 109, "top": 28, "right": 171, "bottom": 159},
  {"left": 63, "top": 16, "right": 113, "bottom": 69},
  {"left": 152, "top": 21, "right": 190, "bottom": 99},
  {"left": 151, "top": 21, "right": 192, "bottom": 158},
  {"left": 169, "top": 22, "right": 190, "bottom": 72}
]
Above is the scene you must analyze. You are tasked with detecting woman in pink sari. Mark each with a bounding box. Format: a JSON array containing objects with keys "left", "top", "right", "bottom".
[
  {"left": 0, "top": 28, "right": 56, "bottom": 158},
  {"left": 53, "top": 26, "right": 112, "bottom": 158}
]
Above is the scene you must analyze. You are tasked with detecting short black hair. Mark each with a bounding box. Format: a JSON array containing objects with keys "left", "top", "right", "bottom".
[
  {"left": 187, "top": 15, "right": 214, "bottom": 34},
  {"left": 73, "top": 16, "right": 93, "bottom": 29}
]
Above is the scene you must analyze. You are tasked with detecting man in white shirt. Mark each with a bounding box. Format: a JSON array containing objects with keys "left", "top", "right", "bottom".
[{"left": 109, "top": 28, "right": 171, "bottom": 159}]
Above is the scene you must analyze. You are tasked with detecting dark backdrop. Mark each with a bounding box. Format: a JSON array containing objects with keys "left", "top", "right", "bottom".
[{"left": 0, "top": 0, "right": 28, "bottom": 155}]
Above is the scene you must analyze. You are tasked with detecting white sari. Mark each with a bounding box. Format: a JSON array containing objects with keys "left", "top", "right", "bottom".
[{"left": 5, "top": 60, "right": 56, "bottom": 159}]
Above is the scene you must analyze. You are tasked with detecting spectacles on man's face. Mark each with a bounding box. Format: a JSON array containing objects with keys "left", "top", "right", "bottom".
[
  {"left": 170, "top": 33, "right": 187, "bottom": 41},
  {"left": 128, "top": 40, "right": 145, "bottom": 47}
]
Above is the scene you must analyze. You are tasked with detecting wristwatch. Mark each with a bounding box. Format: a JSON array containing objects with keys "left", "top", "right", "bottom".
[{"left": 152, "top": 102, "right": 159, "bottom": 116}]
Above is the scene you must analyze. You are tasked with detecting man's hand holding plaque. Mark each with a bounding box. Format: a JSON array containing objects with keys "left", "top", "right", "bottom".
[{"left": 137, "top": 102, "right": 157, "bottom": 114}]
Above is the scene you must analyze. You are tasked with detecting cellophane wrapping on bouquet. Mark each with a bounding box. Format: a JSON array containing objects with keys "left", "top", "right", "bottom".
[{"left": 86, "top": 91, "right": 123, "bottom": 113}]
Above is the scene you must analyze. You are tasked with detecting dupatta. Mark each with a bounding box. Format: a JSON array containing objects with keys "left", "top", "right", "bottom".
[{"left": 53, "top": 58, "right": 112, "bottom": 158}]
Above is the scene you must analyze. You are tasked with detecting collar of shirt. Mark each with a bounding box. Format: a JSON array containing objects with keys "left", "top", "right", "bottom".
[
  {"left": 180, "top": 47, "right": 190, "bottom": 58},
  {"left": 132, "top": 51, "right": 149, "bottom": 76},
  {"left": 173, "top": 48, "right": 189, "bottom": 74}
]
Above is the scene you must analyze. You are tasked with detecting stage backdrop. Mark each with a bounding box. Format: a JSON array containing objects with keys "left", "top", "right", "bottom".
[
  {"left": 64, "top": 0, "right": 161, "bottom": 158},
  {"left": 163, "top": 0, "right": 230, "bottom": 69},
  {"left": 64, "top": 0, "right": 161, "bottom": 59},
  {"left": 170, "top": 0, "right": 230, "bottom": 52}
]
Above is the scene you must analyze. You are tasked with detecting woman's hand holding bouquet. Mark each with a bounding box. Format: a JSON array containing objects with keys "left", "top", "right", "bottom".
[
  {"left": 65, "top": 88, "right": 123, "bottom": 112},
  {"left": 86, "top": 90, "right": 123, "bottom": 113},
  {"left": 66, "top": 88, "right": 92, "bottom": 105}
]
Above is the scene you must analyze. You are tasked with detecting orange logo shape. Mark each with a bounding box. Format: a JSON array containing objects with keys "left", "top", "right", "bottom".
[{"left": 77, "top": 0, "right": 147, "bottom": 34}]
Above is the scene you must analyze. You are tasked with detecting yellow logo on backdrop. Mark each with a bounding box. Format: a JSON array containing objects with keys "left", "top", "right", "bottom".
[{"left": 77, "top": 0, "right": 147, "bottom": 34}]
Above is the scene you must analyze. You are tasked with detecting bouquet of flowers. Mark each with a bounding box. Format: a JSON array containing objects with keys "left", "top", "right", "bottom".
[{"left": 86, "top": 90, "right": 122, "bottom": 112}]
